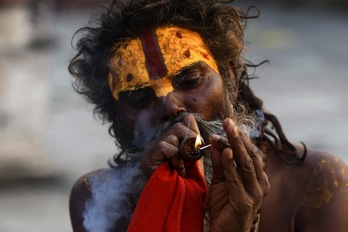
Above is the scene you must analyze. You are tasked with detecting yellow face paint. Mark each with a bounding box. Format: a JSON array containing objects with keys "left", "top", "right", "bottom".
[{"left": 108, "top": 27, "right": 219, "bottom": 100}]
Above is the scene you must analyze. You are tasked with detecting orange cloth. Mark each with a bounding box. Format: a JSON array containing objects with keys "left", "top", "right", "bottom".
[{"left": 127, "top": 162, "right": 207, "bottom": 232}]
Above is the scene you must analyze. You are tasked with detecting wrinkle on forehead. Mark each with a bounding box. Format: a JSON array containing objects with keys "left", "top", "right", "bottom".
[{"left": 108, "top": 26, "right": 219, "bottom": 100}]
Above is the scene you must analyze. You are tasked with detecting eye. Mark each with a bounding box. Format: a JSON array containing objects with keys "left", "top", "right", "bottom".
[
  {"left": 172, "top": 72, "right": 202, "bottom": 90},
  {"left": 120, "top": 87, "right": 156, "bottom": 109}
]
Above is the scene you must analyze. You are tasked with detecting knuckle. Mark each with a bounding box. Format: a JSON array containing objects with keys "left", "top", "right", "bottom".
[
  {"left": 157, "top": 140, "right": 167, "bottom": 148},
  {"left": 171, "top": 122, "right": 184, "bottom": 131},
  {"left": 249, "top": 146, "right": 262, "bottom": 160},
  {"left": 239, "top": 199, "right": 255, "bottom": 214},
  {"left": 166, "top": 135, "right": 179, "bottom": 146},
  {"left": 242, "top": 158, "right": 254, "bottom": 172}
]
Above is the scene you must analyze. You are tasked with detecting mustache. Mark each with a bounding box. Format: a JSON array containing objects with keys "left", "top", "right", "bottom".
[
  {"left": 150, "top": 112, "right": 225, "bottom": 146},
  {"left": 150, "top": 112, "right": 216, "bottom": 190},
  {"left": 124, "top": 109, "right": 263, "bottom": 163}
]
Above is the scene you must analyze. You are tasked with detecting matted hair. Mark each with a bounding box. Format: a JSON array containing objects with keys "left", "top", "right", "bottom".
[{"left": 69, "top": 0, "right": 306, "bottom": 163}]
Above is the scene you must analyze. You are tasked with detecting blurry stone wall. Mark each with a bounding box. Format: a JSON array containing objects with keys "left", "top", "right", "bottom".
[{"left": 0, "top": 0, "right": 55, "bottom": 181}]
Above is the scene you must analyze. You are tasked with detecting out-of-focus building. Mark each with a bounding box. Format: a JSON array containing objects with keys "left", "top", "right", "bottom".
[
  {"left": 0, "top": 0, "right": 109, "bottom": 182},
  {"left": 0, "top": 0, "right": 55, "bottom": 181}
]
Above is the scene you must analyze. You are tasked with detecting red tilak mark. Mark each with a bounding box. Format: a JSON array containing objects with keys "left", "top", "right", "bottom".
[
  {"left": 184, "top": 49, "right": 190, "bottom": 58},
  {"left": 176, "top": 32, "right": 183, "bottom": 39},
  {"left": 140, "top": 29, "right": 168, "bottom": 80},
  {"left": 126, "top": 74, "right": 134, "bottom": 82}
]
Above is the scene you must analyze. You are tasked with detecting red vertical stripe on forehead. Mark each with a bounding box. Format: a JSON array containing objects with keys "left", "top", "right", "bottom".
[{"left": 140, "top": 29, "right": 168, "bottom": 80}]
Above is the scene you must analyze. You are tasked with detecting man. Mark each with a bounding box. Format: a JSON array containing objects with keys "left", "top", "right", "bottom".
[{"left": 68, "top": 0, "right": 348, "bottom": 231}]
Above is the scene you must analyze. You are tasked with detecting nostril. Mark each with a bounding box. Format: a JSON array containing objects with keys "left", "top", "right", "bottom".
[{"left": 161, "top": 92, "right": 187, "bottom": 118}]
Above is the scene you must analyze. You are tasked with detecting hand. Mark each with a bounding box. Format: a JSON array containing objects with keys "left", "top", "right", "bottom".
[
  {"left": 140, "top": 114, "right": 201, "bottom": 178},
  {"left": 208, "top": 118, "right": 270, "bottom": 232}
]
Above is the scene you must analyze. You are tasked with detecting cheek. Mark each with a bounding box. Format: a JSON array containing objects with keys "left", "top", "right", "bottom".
[
  {"left": 191, "top": 76, "right": 225, "bottom": 119},
  {"left": 118, "top": 104, "right": 159, "bottom": 147},
  {"left": 207, "top": 88, "right": 225, "bottom": 117}
]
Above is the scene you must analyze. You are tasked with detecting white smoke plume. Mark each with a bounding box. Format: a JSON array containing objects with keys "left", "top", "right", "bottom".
[{"left": 83, "top": 162, "right": 146, "bottom": 232}]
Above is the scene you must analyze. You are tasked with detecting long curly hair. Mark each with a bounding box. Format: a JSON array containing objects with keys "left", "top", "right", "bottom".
[{"left": 69, "top": 0, "right": 306, "bottom": 163}]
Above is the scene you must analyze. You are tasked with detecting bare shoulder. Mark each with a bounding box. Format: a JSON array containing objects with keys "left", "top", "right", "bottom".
[
  {"left": 295, "top": 148, "right": 348, "bottom": 231},
  {"left": 262, "top": 146, "right": 348, "bottom": 231},
  {"left": 69, "top": 163, "right": 146, "bottom": 232},
  {"left": 70, "top": 168, "right": 114, "bottom": 204},
  {"left": 303, "top": 148, "right": 348, "bottom": 190},
  {"left": 71, "top": 169, "right": 110, "bottom": 191},
  {"left": 69, "top": 168, "right": 112, "bottom": 232}
]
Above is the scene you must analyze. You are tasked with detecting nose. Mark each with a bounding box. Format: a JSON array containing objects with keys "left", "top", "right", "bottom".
[{"left": 162, "top": 92, "right": 187, "bottom": 118}]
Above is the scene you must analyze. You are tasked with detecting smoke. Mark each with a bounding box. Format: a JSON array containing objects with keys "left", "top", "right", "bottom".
[
  {"left": 131, "top": 110, "right": 156, "bottom": 150},
  {"left": 82, "top": 111, "right": 264, "bottom": 231},
  {"left": 82, "top": 162, "right": 146, "bottom": 232}
]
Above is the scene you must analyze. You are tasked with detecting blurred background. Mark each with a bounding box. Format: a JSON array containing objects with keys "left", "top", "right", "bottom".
[{"left": 0, "top": 0, "right": 347, "bottom": 231}]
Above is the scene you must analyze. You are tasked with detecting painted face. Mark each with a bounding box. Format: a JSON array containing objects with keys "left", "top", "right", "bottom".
[
  {"left": 108, "top": 27, "right": 219, "bottom": 100},
  {"left": 108, "top": 27, "right": 230, "bottom": 148}
]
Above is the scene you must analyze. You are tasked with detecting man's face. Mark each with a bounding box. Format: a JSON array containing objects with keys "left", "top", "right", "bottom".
[{"left": 108, "top": 27, "right": 233, "bottom": 148}]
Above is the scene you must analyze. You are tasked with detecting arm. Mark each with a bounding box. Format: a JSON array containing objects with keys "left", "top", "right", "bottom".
[{"left": 295, "top": 153, "right": 348, "bottom": 232}]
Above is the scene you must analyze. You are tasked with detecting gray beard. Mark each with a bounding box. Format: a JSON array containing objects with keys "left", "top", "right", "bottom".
[
  {"left": 88, "top": 113, "right": 259, "bottom": 231},
  {"left": 117, "top": 110, "right": 262, "bottom": 198},
  {"left": 149, "top": 112, "right": 226, "bottom": 187},
  {"left": 120, "top": 112, "right": 227, "bottom": 188},
  {"left": 149, "top": 112, "right": 226, "bottom": 231},
  {"left": 103, "top": 113, "right": 223, "bottom": 231}
]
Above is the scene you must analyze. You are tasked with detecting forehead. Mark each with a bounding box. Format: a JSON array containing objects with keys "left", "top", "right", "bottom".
[{"left": 108, "top": 27, "right": 219, "bottom": 100}]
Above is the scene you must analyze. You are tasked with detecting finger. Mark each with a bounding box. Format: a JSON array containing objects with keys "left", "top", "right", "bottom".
[
  {"left": 225, "top": 120, "right": 270, "bottom": 197},
  {"left": 223, "top": 118, "right": 258, "bottom": 192},
  {"left": 210, "top": 134, "right": 230, "bottom": 152},
  {"left": 182, "top": 114, "right": 200, "bottom": 135},
  {"left": 241, "top": 138, "right": 266, "bottom": 183},
  {"left": 161, "top": 135, "right": 188, "bottom": 177},
  {"left": 141, "top": 135, "right": 180, "bottom": 178},
  {"left": 221, "top": 147, "right": 245, "bottom": 195},
  {"left": 169, "top": 155, "right": 186, "bottom": 177},
  {"left": 244, "top": 146, "right": 269, "bottom": 195},
  {"left": 163, "top": 120, "right": 199, "bottom": 142},
  {"left": 242, "top": 142, "right": 270, "bottom": 196},
  {"left": 210, "top": 139, "right": 225, "bottom": 183}
]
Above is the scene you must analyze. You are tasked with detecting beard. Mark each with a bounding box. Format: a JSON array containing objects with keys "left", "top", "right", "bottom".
[
  {"left": 117, "top": 108, "right": 262, "bottom": 190},
  {"left": 111, "top": 109, "right": 263, "bottom": 232},
  {"left": 149, "top": 112, "right": 225, "bottom": 188}
]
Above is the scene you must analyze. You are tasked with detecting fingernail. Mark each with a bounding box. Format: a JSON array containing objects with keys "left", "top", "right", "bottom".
[
  {"left": 223, "top": 118, "right": 229, "bottom": 128},
  {"left": 224, "top": 118, "right": 236, "bottom": 129},
  {"left": 229, "top": 118, "right": 236, "bottom": 127}
]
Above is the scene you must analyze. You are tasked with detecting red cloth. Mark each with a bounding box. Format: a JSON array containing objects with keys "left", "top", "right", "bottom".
[{"left": 127, "top": 162, "right": 207, "bottom": 232}]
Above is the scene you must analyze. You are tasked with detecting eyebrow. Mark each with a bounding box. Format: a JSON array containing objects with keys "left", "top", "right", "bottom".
[
  {"left": 172, "top": 61, "right": 204, "bottom": 78},
  {"left": 119, "top": 84, "right": 152, "bottom": 97}
]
